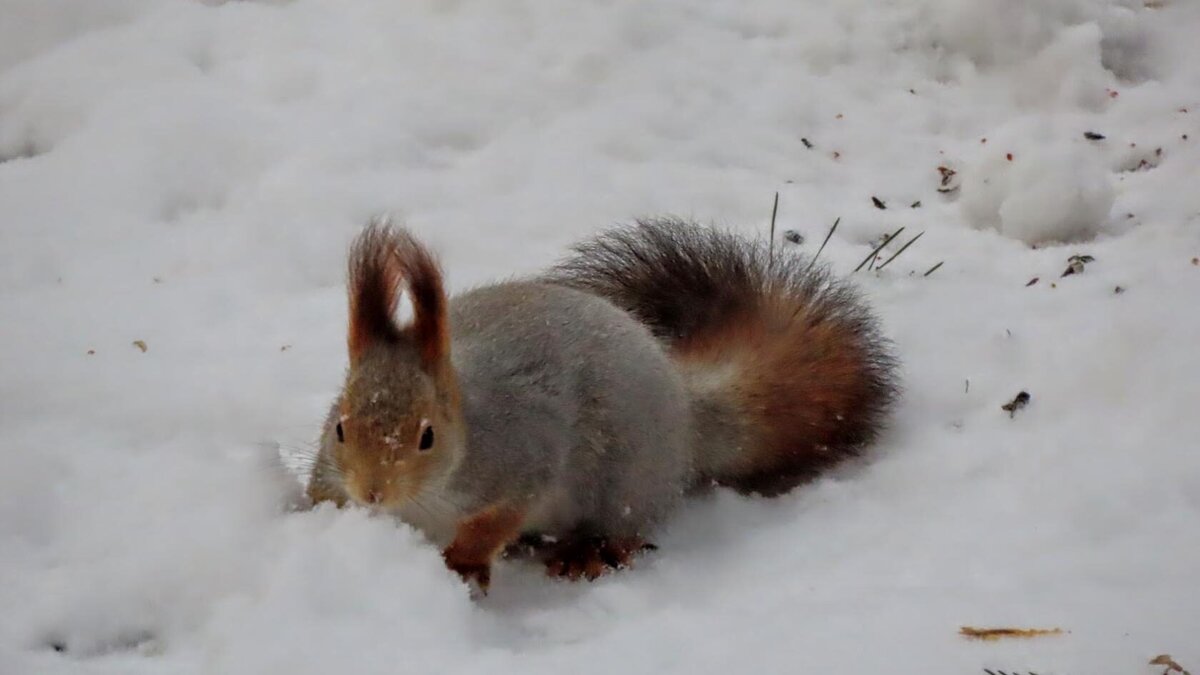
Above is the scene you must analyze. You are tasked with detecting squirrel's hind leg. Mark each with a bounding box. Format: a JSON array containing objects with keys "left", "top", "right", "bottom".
[{"left": 541, "top": 525, "right": 657, "bottom": 581}]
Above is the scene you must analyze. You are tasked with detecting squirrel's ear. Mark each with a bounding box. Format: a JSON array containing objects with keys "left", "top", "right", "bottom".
[
  {"left": 396, "top": 231, "right": 449, "bottom": 370},
  {"left": 346, "top": 223, "right": 448, "bottom": 370}
]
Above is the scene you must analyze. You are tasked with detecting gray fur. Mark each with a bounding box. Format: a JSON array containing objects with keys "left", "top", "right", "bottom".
[
  {"left": 446, "top": 282, "right": 691, "bottom": 539},
  {"left": 310, "top": 280, "right": 691, "bottom": 546}
]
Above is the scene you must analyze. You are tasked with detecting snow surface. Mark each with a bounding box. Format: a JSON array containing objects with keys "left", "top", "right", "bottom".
[{"left": 2, "top": 0, "right": 1199, "bottom": 673}]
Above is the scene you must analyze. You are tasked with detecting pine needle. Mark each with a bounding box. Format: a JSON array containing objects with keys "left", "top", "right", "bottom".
[
  {"left": 768, "top": 191, "right": 780, "bottom": 265},
  {"left": 923, "top": 261, "right": 944, "bottom": 277},
  {"left": 875, "top": 231, "right": 925, "bottom": 271},
  {"left": 854, "top": 227, "right": 905, "bottom": 272},
  {"left": 960, "top": 626, "right": 1062, "bottom": 641},
  {"left": 803, "top": 217, "right": 840, "bottom": 274}
]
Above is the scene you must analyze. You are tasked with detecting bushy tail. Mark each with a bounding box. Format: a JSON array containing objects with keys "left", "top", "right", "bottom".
[{"left": 547, "top": 218, "right": 899, "bottom": 496}]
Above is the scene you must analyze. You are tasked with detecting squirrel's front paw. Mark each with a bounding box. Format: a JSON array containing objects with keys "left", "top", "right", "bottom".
[
  {"left": 544, "top": 534, "right": 656, "bottom": 581},
  {"left": 442, "top": 549, "right": 492, "bottom": 594},
  {"left": 440, "top": 505, "right": 527, "bottom": 595}
]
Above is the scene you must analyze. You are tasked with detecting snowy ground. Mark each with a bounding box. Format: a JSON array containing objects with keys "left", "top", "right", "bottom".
[{"left": 2, "top": 0, "right": 1199, "bottom": 673}]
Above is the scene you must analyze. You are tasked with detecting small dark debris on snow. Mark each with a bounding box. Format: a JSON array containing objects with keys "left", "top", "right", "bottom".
[
  {"left": 911, "top": 200, "right": 921, "bottom": 208},
  {"left": 936, "top": 165, "right": 958, "bottom": 192},
  {"left": 1026, "top": 277, "right": 1039, "bottom": 287},
  {"left": 871, "top": 196, "right": 886, "bottom": 209},
  {"left": 801, "top": 137, "right": 814, "bottom": 149},
  {"left": 1150, "top": 654, "right": 1191, "bottom": 675},
  {"left": 1002, "top": 391, "right": 1031, "bottom": 418},
  {"left": 1193, "top": 257, "right": 1199, "bottom": 266},
  {"left": 87, "top": 349, "right": 95, "bottom": 355},
  {"left": 1114, "top": 286, "right": 1126, "bottom": 294},
  {"left": 1134, "top": 158, "right": 1155, "bottom": 171},
  {"left": 49, "top": 641, "right": 67, "bottom": 654},
  {"left": 1006, "top": 153, "right": 1014, "bottom": 161},
  {"left": 783, "top": 230, "right": 803, "bottom": 244},
  {"left": 1083, "top": 131, "right": 1106, "bottom": 140},
  {"left": 132, "top": 340, "right": 148, "bottom": 353},
  {"left": 280, "top": 344, "right": 292, "bottom": 352},
  {"left": 923, "top": 261, "right": 944, "bottom": 277},
  {"left": 1061, "top": 254, "right": 1095, "bottom": 277}
]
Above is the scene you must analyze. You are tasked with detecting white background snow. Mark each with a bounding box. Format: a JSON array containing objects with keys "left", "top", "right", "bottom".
[{"left": 2, "top": 0, "right": 1198, "bottom": 673}]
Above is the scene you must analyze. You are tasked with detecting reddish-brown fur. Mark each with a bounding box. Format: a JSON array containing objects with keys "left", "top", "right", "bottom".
[
  {"left": 682, "top": 295, "right": 885, "bottom": 495},
  {"left": 347, "top": 224, "right": 448, "bottom": 369},
  {"left": 442, "top": 505, "right": 527, "bottom": 592},
  {"left": 547, "top": 219, "right": 898, "bottom": 497}
]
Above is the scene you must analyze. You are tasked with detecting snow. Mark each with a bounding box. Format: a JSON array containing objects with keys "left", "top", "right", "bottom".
[
  {"left": 1, "top": 1, "right": 1198, "bottom": 673},
  {"left": 960, "top": 116, "right": 1117, "bottom": 244}
]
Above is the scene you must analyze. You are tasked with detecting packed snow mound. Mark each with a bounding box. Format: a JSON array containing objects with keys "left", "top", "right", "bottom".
[
  {"left": 960, "top": 118, "right": 1115, "bottom": 244},
  {"left": 2, "top": 1, "right": 1200, "bottom": 674}
]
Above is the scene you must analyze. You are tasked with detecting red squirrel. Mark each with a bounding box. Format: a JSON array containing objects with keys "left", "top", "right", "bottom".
[{"left": 306, "top": 218, "right": 898, "bottom": 590}]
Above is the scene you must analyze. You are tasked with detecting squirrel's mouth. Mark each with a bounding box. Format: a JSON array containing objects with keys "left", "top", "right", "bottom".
[
  {"left": 342, "top": 452, "right": 441, "bottom": 510},
  {"left": 348, "top": 480, "right": 413, "bottom": 510}
]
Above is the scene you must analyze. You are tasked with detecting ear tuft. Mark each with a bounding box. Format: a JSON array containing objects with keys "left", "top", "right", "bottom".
[{"left": 346, "top": 222, "right": 447, "bottom": 368}]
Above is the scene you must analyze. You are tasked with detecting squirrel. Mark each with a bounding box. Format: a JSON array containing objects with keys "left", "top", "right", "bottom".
[{"left": 306, "top": 217, "right": 898, "bottom": 590}]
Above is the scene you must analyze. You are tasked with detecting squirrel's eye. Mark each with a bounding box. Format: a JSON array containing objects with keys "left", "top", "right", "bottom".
[
  {"left": 335, "top": 422, "right": 345, "bottom": 443},
  {"left": 418, "top": 425, "right": 434, "bottom": 451}
]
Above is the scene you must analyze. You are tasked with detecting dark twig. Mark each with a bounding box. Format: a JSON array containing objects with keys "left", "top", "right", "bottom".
[{"left": 923, "top": 261, "right": 944, "bottom": 277}]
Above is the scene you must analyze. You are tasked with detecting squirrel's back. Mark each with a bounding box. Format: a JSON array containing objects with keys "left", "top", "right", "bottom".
[
  {"left": 441, "top": 281, "right": 691, "bottom": 538},
  {"left": 547, "top": 218, "right": 899, "bottom": 496}
]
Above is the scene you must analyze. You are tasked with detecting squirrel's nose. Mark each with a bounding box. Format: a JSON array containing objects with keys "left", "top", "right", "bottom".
[{"left": 367, "top": 489, "right": 382, "bottom": 504}]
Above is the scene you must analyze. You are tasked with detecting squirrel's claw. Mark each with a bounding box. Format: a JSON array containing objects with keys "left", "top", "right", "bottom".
[{"left": 543, "top": 535, "right": 655, "bottom": 581}]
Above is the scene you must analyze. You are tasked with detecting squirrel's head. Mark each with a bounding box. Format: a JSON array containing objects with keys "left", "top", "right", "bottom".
[{"left": 323, "top": 222, "right": 464, "bottom": 510}]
